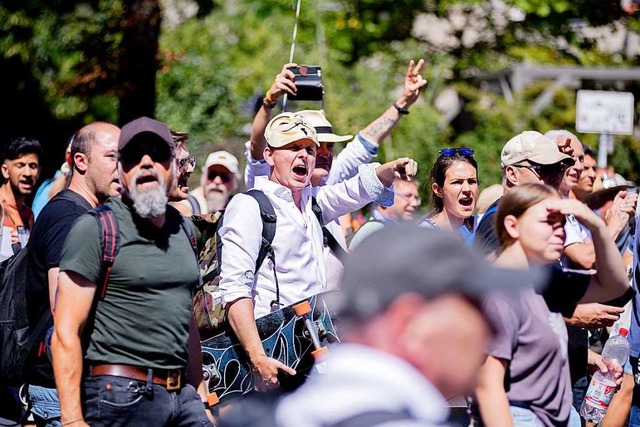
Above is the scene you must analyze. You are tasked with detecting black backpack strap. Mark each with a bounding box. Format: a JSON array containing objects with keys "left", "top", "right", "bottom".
[
  {"left": 23, "top": 310, "right": 53, "bottom": 357},
  {"left": 245, "top": 190, "right": 277, "bottom": 272},
  {"left": 244, "top": 189, "right": 279, "bottom": 308},
  {"left": 311, "top": 196, "right": 348, "bottom": 261},
  {"left": 179, "top": 216, "right": 198, "bottom": 256},
  {"left": 87, "top": 205, "right": 120, "bottom": 299},
  {"left": 187, "top": 194, "right": 201, "bottom": 215}
]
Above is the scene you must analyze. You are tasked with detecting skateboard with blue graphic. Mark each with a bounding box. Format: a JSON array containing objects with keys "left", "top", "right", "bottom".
[{"left": 200, "top": 292, "right": 339, "bottom": 404}]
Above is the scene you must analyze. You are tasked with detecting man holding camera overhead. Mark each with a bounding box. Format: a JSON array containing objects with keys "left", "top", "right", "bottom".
[{"left": 244, "top": 59, "right": 427, "bottom": 190}]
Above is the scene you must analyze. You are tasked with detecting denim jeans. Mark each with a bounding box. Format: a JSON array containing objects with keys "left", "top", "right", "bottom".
[
  {"left": 28, "top": 385, "right": 61, "bottom": 427},
  {"left": 83, "top": 375, "right": 213, "bottom": 427},
  {"left": 510, "top": 406, "right": 545, "bottom": 427},
  {"left": 509, "top": 405, "right": 580, "bottom": 427}
]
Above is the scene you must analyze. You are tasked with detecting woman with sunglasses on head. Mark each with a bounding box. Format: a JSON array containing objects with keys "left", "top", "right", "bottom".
[
  {"left": 420, "top": 147, "right": 478, "bottom": 243},
  {"left": 474, "top": 183, "right": 630, "bottom": 427}
]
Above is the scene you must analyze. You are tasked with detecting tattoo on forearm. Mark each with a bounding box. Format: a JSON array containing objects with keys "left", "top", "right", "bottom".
[{"left": 364, "top": 117, "right": 396, "bottom": 139}]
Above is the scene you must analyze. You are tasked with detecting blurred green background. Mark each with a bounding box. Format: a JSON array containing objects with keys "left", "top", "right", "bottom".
[{"left": 2, "top": 0, "right": 640, "bottom": 206}]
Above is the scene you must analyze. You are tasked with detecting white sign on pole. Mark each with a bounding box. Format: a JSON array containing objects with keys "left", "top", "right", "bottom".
[{"left": 576, "top": 90, "right": 635, "bottom": 135}]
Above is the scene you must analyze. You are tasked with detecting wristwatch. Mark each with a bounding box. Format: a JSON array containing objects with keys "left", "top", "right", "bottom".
[{"left": 393, "top": 102, "right": 409, "bottom": 115}]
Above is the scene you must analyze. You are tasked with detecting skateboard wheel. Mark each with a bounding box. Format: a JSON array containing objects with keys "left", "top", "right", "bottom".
[
  {"left": 311, "top": 346, "right": 329, "bottom": 360},
  {"left": 207, "top": 392, "right": 220, "bottom": 407},
  {"left": 293, "top": 300, "right": 312, "bottom": 316}
]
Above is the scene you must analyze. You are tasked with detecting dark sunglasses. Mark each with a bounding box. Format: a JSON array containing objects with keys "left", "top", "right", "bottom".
[
  {"left": 438, "top": 147, "right": 475, "bottom": 157},
  {"left": 178, "top": 155, "right": 196, "bottom": 170},
  {"left": 207, "top": 170, "right": 232, "bottom": 183},
  {"left": 512, "top": 162, "right": 566, "bottom": 178},
  {"left": 119, "top": 141, "right": 172, "bottom": 165}
]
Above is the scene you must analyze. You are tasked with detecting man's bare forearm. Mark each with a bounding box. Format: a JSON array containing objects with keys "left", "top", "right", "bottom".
[
  {"left": 52, "top": 328, "right": 85, "bottom": 423},
  {"left": 249, "top": 106, "right": 273, "bottom": 160},
  {"left": 362, "top": 113, "right": 401, "bottom": 144},
  {"left": 226, "top": 298, "right": 265, "bottom": 363}
]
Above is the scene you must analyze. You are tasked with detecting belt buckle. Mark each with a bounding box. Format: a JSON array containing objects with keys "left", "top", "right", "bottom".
[{"left": 166, "top": 369, "right": 181, "bottom": 391}]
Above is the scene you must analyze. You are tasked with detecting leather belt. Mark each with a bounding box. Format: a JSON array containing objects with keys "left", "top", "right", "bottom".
[{"left": 89, "top": 364, "right": 185, "bottom": 391}]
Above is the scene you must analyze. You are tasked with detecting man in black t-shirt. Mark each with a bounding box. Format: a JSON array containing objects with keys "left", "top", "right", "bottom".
[{"left": 23, "top": 122, "right": 121, "bottom": 426}]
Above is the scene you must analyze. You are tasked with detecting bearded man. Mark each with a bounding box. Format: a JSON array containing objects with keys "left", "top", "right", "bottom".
[
  {"left": 52, "top": 117, "right": 214, "bottom": 427},
  {"left": 183, "top": 150, "right": 240, "bottom": 214}
]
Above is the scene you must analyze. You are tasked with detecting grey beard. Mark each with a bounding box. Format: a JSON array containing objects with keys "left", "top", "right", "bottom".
[
  {"left": 126, "top": 170, "right": 169, "bottom": 218},
  {"left": 206, "top": 192, "right": 228, "bottom": 213}
]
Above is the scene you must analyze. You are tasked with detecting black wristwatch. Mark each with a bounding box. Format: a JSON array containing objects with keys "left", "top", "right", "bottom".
[{"left": 393, "top": 102, "right": 410, "bottom": 115}]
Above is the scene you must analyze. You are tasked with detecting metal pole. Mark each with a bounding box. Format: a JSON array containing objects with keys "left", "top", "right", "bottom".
[{"left": 597, "top": 132, "right": 609, "bottom": 168}]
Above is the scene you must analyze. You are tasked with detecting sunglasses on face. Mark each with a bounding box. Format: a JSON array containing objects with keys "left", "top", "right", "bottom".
[
  {"left": 119, "top": 140, "right": 172, "bottom": 165},
  {"left": 207, "top": 170, "right": 232, "bottom": 183},
  {"left": 438, "top": 147, "right": 475, "bottom": 157},
  {"left": 513, "top": 162, "right": 565, "bottom": 178},
  {"left": 178, "top": 155, "right": 196, "bottom": 170}
]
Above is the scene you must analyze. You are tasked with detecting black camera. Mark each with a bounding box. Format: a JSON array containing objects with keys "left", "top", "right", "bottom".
[{"left": 288, "top": 65, "right": 323, "bottom": 101}]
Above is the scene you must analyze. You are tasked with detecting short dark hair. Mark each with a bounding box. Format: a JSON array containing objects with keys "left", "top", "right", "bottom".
[
  {"left": 170, "top": 129, "right": 190, "bottom": 149},
  {"left": 582, "top": 143, "right": 596, "bottom": 159},
  {"left": 3, "top": 137, "right": 42, "bottom": 162},
  {"left": 70, "top": 128, "right": 94, "bottom": 165}
]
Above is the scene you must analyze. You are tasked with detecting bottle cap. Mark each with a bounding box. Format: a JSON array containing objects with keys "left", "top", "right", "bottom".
[{"left": 620, "top": 328, "right": 629, "bottom": 337}]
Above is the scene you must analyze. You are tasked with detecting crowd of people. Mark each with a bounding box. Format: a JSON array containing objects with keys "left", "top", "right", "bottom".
[{"left": 0, "top": 58, "right": 639, "bottom": 427}]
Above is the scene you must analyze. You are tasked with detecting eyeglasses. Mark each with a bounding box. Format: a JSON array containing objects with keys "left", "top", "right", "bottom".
[
  {"left": 178, "top": 155, "right": 196, "bottom": 170},
  {"left": 512, "top": 163, "right": 566, "bottom": 178},
  {"left": 119, "top": 141, "right": 172, "bottom": 165},
  {"left": 207, "top": 170, "right": 232, "bottom": 183},
  {"left": 396, "top": 192, "right": 422, "bottom": 205},
  {"left": 438, "top": 147, "right": 475, "bottom": 157}
]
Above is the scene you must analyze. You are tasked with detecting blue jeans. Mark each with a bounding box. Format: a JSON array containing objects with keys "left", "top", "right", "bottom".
[
  {"left": 509, "top": 405, "right": 581, "bottom": 427},
  {"left": 83, "top": 375, "right": 212, "bottom": 427},
  {"left": 28, "top": 385, "right": 61, "bottom": 427},
  {"left": 510, "top": 406, "right": 545, "bottom": 427}
]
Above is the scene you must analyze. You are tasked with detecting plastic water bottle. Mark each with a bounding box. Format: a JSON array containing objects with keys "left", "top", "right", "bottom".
[{"left": 580, "top": 328, "right": 630, "bottom": 424}]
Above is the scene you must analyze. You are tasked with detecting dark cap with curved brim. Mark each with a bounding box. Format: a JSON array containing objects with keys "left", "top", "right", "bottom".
[
  {"left": 332, "top": 225, "right": 549, "bottom": 318},
  {"left": 119, "top": 116, "right": 173, "bottom": 152}
]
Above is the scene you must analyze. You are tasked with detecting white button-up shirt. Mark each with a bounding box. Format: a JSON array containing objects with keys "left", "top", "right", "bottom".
[{"left": 218, "top": 164, "right": 391, "bottom": 318}]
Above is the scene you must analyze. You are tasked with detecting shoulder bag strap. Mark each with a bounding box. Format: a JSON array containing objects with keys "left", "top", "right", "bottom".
[
  {"left": 311, "top": 196, "right": 348, "bottom": 261},
  {"left": 87, "top": 205, "right": 119, "bottom": 299}
]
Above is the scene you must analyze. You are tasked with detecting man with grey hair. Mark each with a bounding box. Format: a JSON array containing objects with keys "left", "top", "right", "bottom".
[
  {"left": 181, "top": 150, "right": 240, "bottom": 215},
  {"left": 473, "top": 130, "right": 573, "bottom": 258},
  {"left": 52, "top": 117, "right": 214, "bottom": 427}
]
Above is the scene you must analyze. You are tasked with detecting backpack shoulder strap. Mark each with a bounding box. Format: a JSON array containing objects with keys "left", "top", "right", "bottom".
[
  {"left": 245, "top": 189, "right": 277, "bottom": 272},
  {"left": 87, "top": 205, "right": 119, "bottom": 299},
  {"left": 311, "top": 197, "right": 348, "bottom": 261},
  {"left": 179, "top": 215, "right": 198, "bottom": 256},
  {"left": 187, "top": 194, "right": 201, "bottom": 215},
  {"left": 474, "top": 203, "right": 499, "bottom": 235}
]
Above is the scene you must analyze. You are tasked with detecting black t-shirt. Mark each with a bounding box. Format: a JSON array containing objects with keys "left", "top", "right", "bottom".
[
  {"left": 473, "top": 199, "right": 501, "bottom": 257},
  {"left": 25, "top": 189, "right": 92, "bottom": 386}
]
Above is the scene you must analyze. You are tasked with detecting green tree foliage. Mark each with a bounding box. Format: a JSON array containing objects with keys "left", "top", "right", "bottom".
[{"left": 3, "top": 0, "right": 640, "bottom": 197}]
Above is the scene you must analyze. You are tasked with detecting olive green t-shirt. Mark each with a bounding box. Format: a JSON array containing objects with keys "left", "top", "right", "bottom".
[{"left": 60, "top": 197, "right": 200, "bottom": 369}]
